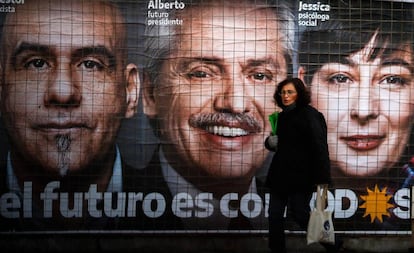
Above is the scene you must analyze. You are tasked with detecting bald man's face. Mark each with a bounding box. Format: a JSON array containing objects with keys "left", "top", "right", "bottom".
[{"left": 0, "top": 1, "right": 129, "bottom": 176}]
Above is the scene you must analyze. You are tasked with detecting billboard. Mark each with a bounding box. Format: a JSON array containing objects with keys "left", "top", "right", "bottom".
[{"left": 0, "top": 0, "right": 413, "bottom": 234}]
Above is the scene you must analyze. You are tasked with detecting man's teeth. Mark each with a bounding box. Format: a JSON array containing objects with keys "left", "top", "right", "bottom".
[{"left": 206, "top": 126, "right": 249, "bottom": 137}]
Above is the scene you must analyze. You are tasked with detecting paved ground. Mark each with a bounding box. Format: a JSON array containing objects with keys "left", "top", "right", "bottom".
[{"left": 0, "top": 233, "right": 413, "bottom": 252}]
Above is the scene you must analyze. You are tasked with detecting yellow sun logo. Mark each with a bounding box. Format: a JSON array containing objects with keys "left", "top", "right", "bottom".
[{"left": 359, "top": 185, "right": 394, "bottom": 223}]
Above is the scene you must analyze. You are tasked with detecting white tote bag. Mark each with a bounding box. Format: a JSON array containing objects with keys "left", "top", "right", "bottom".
[{"left": 306, "top": 184, "right": 335, "bottom": 245}]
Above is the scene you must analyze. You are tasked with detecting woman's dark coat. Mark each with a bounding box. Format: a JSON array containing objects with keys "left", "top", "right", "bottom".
[{"left": 266, "top": 104, "right": 331, "bottom": 193}]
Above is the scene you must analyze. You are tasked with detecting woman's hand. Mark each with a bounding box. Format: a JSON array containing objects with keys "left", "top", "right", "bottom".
[{"left": 265, "top": 135, "right": 278, "bottom": 152}]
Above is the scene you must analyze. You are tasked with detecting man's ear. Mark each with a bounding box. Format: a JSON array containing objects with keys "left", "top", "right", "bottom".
[
  {"left": 142, "top": 71, "right": 157, "bottom": 118},
  {"left": 298, "top": 66, "right": 306, "bottom": 83},
  {"left": 124, "top": 63, "right": 140, "bottom": 118}
]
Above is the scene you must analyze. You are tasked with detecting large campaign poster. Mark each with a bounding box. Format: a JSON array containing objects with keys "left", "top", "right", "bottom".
[{"left": 0, "top": 0, "right": 413, "bottom": 235}]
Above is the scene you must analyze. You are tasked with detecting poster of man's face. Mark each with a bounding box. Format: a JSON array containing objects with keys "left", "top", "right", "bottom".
[
  {"left": 2, "top": 0, "right": 129, "bottom": 176},
  {"left": 144, "top": 1, "right": 289, "bottom": 192}
]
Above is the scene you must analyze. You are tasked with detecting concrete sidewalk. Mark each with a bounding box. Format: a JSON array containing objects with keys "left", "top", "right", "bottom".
[{"left": 0, "top": 233, "right": 412, "bottom": 252}]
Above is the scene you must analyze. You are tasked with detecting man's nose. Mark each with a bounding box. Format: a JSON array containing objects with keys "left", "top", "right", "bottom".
[
  {"left": 44, "top": 65, "right": 81, "bottom": 108},
  {"left": 213, "top": 75, "right": 252, "bottom": 113}
]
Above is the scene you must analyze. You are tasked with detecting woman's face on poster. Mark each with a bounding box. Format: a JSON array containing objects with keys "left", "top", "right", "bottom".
[{"left": 307, "top": 34, "right": 414, "bottom": 176}]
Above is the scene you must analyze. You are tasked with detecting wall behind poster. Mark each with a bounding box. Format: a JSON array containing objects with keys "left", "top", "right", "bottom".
[{"left": 0, "top": 0, "right": 413, "bottom": 234}]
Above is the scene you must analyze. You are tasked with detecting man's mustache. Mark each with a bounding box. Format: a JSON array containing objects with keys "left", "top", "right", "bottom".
[{"left": 189, "top": 112, "right": 262, "bottom": 133}]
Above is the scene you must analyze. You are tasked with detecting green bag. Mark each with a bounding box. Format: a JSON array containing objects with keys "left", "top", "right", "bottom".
[{"left": 268, "top": 112, "right": 279, "bottom": 135}]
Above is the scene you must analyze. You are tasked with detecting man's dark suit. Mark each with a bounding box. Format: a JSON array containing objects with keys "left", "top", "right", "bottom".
[
  {"left": 0, "top": 148, "right": 149, "bottom": 231},
  {"left": 124, "top": 148, "right": 269, "bottom": 231}
]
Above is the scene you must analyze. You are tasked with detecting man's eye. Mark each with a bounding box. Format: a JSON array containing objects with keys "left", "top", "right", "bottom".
[
  {"left": 24, "top": 58, "right": 49, "bottom": 70},
  {"left": 253, "top": 73, "right": 268, "bottom": 81},
  {"left": 382, "top": 76, "right": 408, "bottom": 86},
  {"left": 328, "top": 74, "right": 352, "bottom": 85},
  {"left": 79, "top": 60, "right": 104, "bottom": 71},
  {"left": 248, "top": 71, "right": 273, "bottom": 83},
  {"left": 187, "top": 71, "right": 208, "bottom": 78}
]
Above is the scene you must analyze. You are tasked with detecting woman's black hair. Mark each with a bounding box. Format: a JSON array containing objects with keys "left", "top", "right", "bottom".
[
  {"left": 298, "top": 0, "right": 414, "bottom": 86},
  {"left": 274, "top": 77, "right": 310, "bottom": 108}
]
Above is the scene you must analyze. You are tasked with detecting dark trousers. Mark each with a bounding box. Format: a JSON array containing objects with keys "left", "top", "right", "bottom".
[
  {"left": 268, "top": 190, "right": 312, "bottom": 253},
  {"left": 268, "top": 190, "right": 341, "bottom": 253}
]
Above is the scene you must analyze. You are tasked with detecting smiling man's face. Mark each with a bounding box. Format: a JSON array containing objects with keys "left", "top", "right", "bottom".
[{"left": 144, "top": 5, "right": 287, "bottom": 180}]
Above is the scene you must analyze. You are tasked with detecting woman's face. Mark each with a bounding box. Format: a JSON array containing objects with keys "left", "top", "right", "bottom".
[
  {"left": 306, "top": 36, "right": 414, "bottom": 176},
  {"left": 280, "top": 83, "right": 298, "bottom": 107}
]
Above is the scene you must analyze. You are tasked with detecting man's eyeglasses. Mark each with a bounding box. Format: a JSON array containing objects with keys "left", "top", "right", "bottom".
[{"left": 278, "top": 90, "right": 297, "bottom": 96}]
